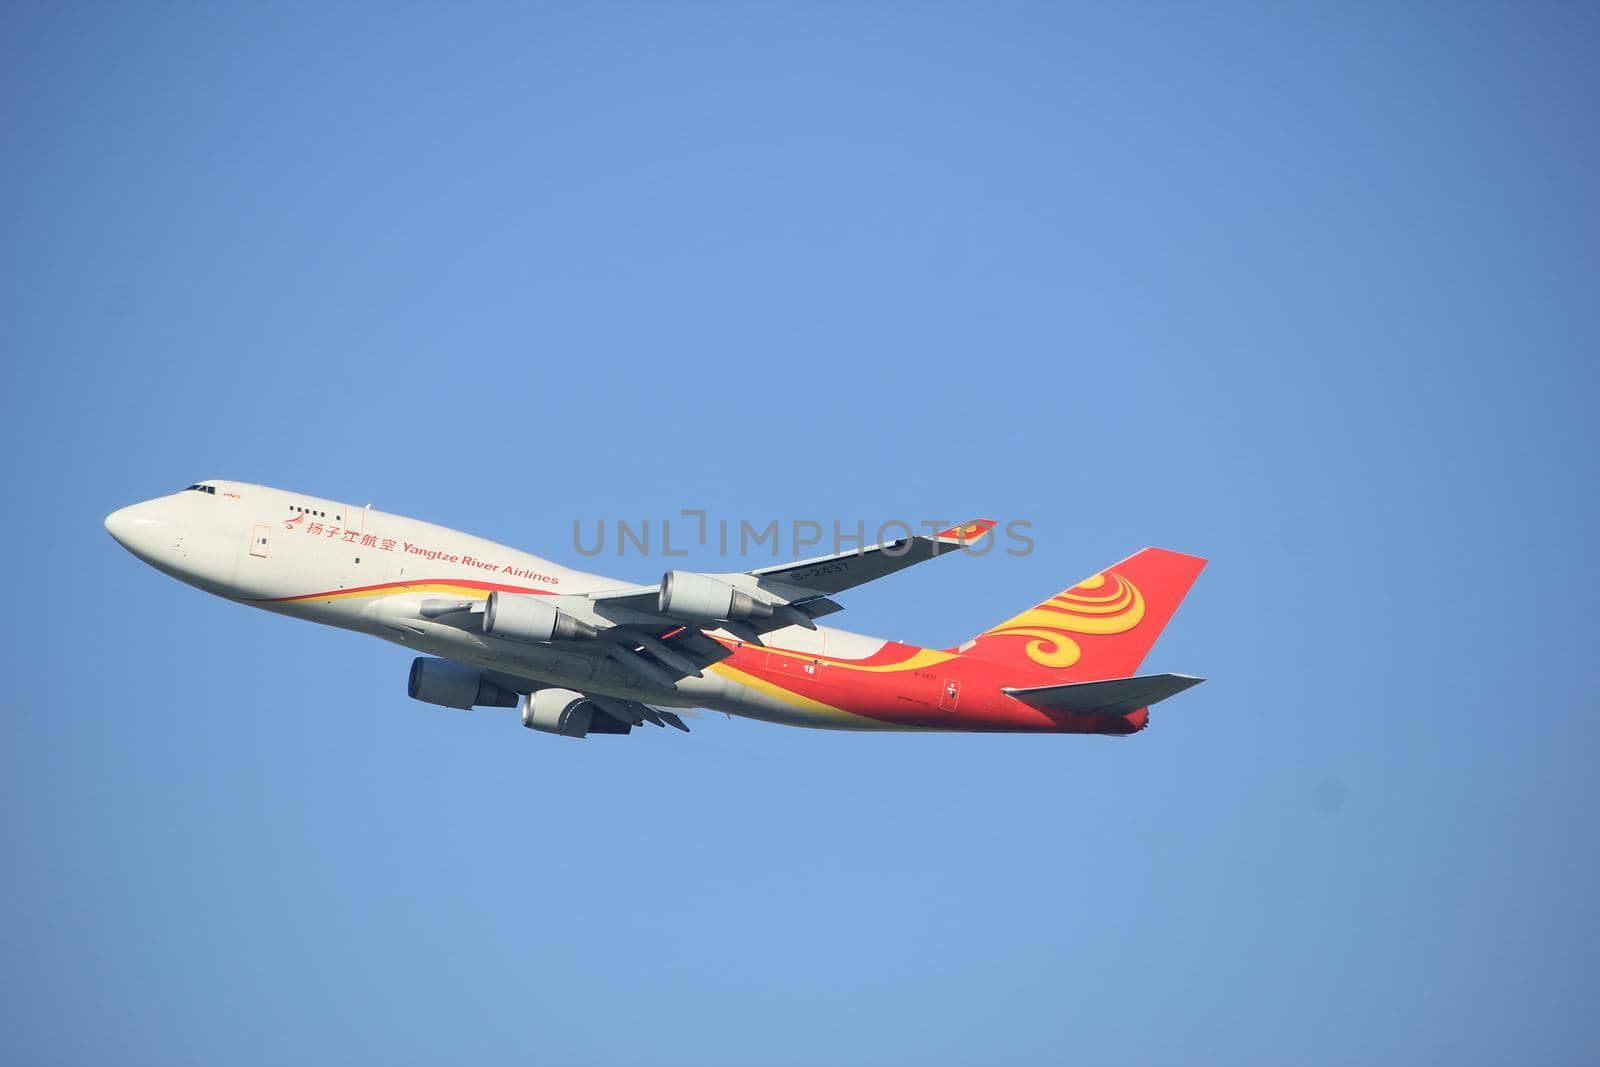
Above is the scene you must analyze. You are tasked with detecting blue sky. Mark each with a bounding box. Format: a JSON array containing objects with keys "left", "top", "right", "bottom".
[{"left": 4, "top": 3, "right": 1598, "bottom": 1063}]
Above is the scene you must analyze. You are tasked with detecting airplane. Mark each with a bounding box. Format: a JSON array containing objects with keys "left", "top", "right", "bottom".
[{"left": 105, "top": 481, "right": 1206, "bottom": 738}]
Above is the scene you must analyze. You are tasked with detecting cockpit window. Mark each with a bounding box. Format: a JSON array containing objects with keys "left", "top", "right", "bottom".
[{"left": 182, "top": 484, "right": 217, "bottom": 495}]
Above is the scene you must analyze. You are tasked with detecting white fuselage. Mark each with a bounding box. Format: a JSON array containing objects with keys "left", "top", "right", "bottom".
[{"left": 105, "top": 480, "right": 899, "bottom": 729}]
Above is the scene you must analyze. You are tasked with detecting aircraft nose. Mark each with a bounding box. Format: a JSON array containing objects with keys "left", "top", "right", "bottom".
[
  {"left": 104, "top": 501, "right": 171, "bottom": 561},
  {"left": 104, "top": 505, "right": 138, "bottom": 545}
]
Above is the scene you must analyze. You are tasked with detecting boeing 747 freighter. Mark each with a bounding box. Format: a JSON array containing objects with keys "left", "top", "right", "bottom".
[{"left": 106, "top": 481, "right": 1205, "bottom": 739}]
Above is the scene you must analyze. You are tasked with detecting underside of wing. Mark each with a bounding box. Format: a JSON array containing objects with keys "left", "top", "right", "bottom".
[{"left": 478, "top": 670, "right": 693, "bottom": 734}]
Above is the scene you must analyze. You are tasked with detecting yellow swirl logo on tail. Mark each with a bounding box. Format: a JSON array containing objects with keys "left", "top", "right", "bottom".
[{"left": 983, "top": 572, "right": 1145, "bottom": 668}]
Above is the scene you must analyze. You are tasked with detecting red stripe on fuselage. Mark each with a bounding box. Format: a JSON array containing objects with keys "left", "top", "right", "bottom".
[
  {"left": 716, "top": 639, "right": 1144, "bottom": 735},
  {"left": 255, "top": 578, "right": 558, "bottom": 604}
]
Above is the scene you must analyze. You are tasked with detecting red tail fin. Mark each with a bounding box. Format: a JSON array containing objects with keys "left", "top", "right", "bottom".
[{"left": 962, "top": 548, "right": 1206, "bottom": 680}]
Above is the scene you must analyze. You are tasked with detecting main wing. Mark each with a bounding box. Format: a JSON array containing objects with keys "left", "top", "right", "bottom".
[
  {"left": 746, "top": 518, "right": 998, "bottom": 597},
  {"left": 403, "top": 519, "right": 995, "bottom": 692},
  {"left": 585, "top": 517, "right": 995, "bottom": 635}
]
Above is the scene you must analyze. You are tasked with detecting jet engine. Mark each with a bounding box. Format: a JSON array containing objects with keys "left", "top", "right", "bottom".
[
  {"left": 658, "top": 571, "right": 774, "bottom": 624},
  {"left": 482, "top": 591, "right": 598, "bottom": 643},
  {"left": 407, "top": 657, "right": 520, "bottom": 710},
  {"left": 522, "top": 687, "right": 596, "bottom": 737}
]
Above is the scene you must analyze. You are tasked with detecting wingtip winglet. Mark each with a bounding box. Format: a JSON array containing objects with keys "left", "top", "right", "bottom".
[{"left": 933, "top": 518, "right": 997, "bottom": 544}]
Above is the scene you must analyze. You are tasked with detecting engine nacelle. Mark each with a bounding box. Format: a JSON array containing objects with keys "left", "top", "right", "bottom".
[
  {"left": 659, "top": 571, "right": 775, "bottom": 624},
  {"left": 522, "top": 687, "right": 594, "bottom": 737},
  {"left": 482, "top": 591, "right": 598, "bottom": 643},
  {"left": 407, "top": 657, "right": 519, "bottom": 710}
]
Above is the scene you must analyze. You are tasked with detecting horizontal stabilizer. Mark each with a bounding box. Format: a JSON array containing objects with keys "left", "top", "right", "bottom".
[{"left": 1002, "top": 673, "right": 1204, "bottom": 717}]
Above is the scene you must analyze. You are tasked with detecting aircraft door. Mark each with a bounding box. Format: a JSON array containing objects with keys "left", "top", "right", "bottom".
[
  {"left": 250, "top": 523, "right": 270, "bottom": 558},
  {"left": 939, "top": 678, "right": 961, "bottom": 712},
  {"left": 766, "top": 651, "right": 823, "bottom": 683}
]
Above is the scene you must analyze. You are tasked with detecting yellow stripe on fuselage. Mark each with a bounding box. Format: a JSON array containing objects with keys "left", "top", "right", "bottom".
[
  {"left": 707, "top": 661, "right": 910, "bottom": 728},
  {"left": 832, "top": 646, "right": 958, "bottom": 673},
  {"left": 287, "top": 583, "right": 498, "bottom": 604}
]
